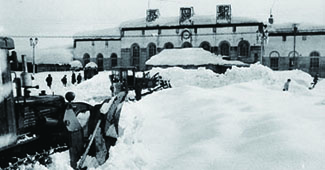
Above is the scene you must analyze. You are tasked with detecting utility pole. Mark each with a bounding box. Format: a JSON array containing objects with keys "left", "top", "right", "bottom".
[{"left": 293, "top": 24, "right": 297, "bottom": 69}]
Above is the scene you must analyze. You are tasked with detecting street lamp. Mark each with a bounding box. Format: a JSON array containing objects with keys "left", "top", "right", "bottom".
[{"left": 30, "top": 37, "right": 38, "bottom": 74}]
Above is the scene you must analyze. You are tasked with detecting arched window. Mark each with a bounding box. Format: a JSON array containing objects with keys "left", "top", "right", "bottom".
[
  {"left": 96, "top": 53, "right": 104, "bottom": 71},
  {"left": 199, "top": 41, "right": 211, "bottom": 51},
  {"left": 219, "top": 41, "right": 230, "bottom": 56},
  {"left": 131, "top": 43, "right": 140, "bottom": 67},
  {"left": 310, "top": 51, "right": 320, "bottom": 71},
  {"left": 288, "top": 51, "right": 299, "bottom": 68},
  {"left": 288, "top": 51, "right": 299, "bottom": 57},
  {"left": 238, "top": 40, "right": 250, "bottom": 57},
  {"left": 182, "top": 42, "right": 192, "bottom": 48},
  {"left": 83, "top": 53, "right": 90, "bottom": 66},
  {"left": 164, "top": 42, "right": 174, "bottom": 49},
  {"left": 110, "top": 53, "right": 118, "bottom": 68},
  {"left": 269, "top": 51, "right": 280, "bottom": 57},
  {"left": 310, "top": 51, "right": 320, "bottom": 57},
  {"left": 147, "top": 43, "right": 156, "bottom": 60},
  {"left": 269, "top": 51, "right": 280, "bottom": 69}
]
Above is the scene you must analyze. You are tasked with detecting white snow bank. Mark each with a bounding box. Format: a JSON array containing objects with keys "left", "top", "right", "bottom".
[
  {"left": 29, "top": 71, "right": 111, "bottom": 105},
  {"left": 69, "top": 60, "right": 83, "bottom": 69},
  {"left": 146, "top": 48, "right": 247, "bottom": 66},
  {"left": 149, "top": 64, "right": 313, "bottom": 94},
  {"left": 101, "top": 79, "right": 325, "bottom": 170},
  {"left": 0, "top": 134, "right": 17, "bottom": 148}
]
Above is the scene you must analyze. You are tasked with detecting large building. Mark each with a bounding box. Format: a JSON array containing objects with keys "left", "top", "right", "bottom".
[
  {"left": 263, "top": 24, "right": 325, "bottom": 77},
  {"left": 73, "top": 5, "right": 325, "bottom": 77}
]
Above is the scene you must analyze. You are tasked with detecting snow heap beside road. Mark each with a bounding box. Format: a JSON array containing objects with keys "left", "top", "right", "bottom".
[
  {"left": 146, "top": 48, "right": 247, "bottom": 66},
  {"left": 100, "top": 65, "right": 325, "bottom": 170},
  {"left": 19, "top": 64, "right": 325, "bottom": 170}
]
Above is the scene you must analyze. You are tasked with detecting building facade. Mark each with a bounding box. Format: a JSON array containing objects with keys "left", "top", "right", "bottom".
[
  {"left": 263, "top": 24, "right": 325, "bottom": 77},
  {"left": 73, "top": 6, "right": 265, "bottom": 71},
  {"left": 73, "top": 6, "right": 325, "bottom": 77}
]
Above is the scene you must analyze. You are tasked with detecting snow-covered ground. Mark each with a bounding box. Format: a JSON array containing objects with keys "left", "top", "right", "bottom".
[{"left": 18, "top": 64, "right": 325, "bottom": 170}]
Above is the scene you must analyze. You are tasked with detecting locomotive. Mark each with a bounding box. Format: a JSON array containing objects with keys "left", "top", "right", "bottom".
[{"left": 0, "top": 37, "right": 68, "bottom": 167}]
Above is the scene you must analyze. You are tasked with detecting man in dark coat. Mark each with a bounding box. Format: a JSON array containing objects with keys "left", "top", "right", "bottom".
[
  {"left": 61, "top": 75, "right": 67, "bottom": 87},
  {"left": 77, "top": 73, "right": 82, "bottom": 84},
  {"left": 45, "top": 74, "right": 53, "bottom": 89},
  {"left": 71, "top": 72, "right": 76, "bottom": 85}
]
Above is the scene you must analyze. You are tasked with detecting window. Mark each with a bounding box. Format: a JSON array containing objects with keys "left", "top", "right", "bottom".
[
  {"left": 131, "top": 44, "right": 140, "bottom": 67},
  {"left": 270, "top": 58, "right": 279, "bottom": 69},
  {"left": 282, "top": 36, "right": 286, "bottom": 41},
  {"left": 182, "top": 42, "right": 192, "bottom": 48},
  {"left": 96, "top": 53, "right": 104, "bottom": 71},
  {"left": 269, "top": 51, "right": 280, "bottom": 58},
  {"left": 164, "top": 42, "right": 174, "bottom": 49},
  {"left": 219, "top": 41, "right": 230, "bottom": 56},
  {"left": 310, "top": 51, "right": 320, "bottom": 57},
  {"left": 232, "top": 26, "right": 236, "bottom": 33},
  {"left": 91, "top": 41, "right": 95, "bottom": 46},
  {"left": 310, "top": 51, "right": 320, "bottom": 71},
  {"left": 238, "top": 40, "right": 250, "bottom": 57},
  {"left": 199, "top": 41, "right": 211, "bottom": 52},
  {"left": 289, "top": 58, "right": 294, "bottom": 68},
  {"left": 147, "top": 43, "right": 156, "bottom": 60},
  {"left": 83, "top": 53, "right": 90, "bottom": 66},
  {"left": 288, "top": 51, "right": 299, "bottom": 57},
  {"left": 111, "top": 53, "right": 118, "bottom": 68},
  {"left": 310, "top": 58, "right": 319, "bottom": 68},
  {"left": 302, "top": 35, "right": 307, "bottom": 41}
]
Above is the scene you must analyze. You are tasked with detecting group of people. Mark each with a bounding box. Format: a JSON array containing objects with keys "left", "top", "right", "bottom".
[
  {"left": 283, "top": 73, "right": 319, "bottom": 91},
  {"left": 45, "top": 72, "right": 83, "bottom": 89}
]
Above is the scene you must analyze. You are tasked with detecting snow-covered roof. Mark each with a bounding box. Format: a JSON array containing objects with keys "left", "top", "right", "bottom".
[
  {"left": 73, "top": 27, "right": 121, "bottom": 39},
  {"left": 120, "top": 15, "right": 260, "bottom": 28},
  {"left": 146, "top": 48, "right": 248, "bottom": 66},
  {"left": 268, "top": 23, "right": 325, "bottom": 33},
  {"left": 85, "top": 62, "right": 98, "bottom": 68}
]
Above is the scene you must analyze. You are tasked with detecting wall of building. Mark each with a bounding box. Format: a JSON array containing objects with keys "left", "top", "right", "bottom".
[
  {"left": 120, "top": 25, "right": 261, "bottom": 70},
  {"left": 264, "top": 34, "right": 325, "bottom": 77},
  {"left": 74, "top": 40, "right": 121, "bottom": 69}
]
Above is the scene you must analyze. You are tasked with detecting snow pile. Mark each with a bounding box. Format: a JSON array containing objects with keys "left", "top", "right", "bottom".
[
  {"left": 149, "top": 64, "right": 313, "bottom": 93},
  {"left": 100, "top": 72, "right": 325, "bottom": 170},
  {"left": 85, "top": 62, "right": 98, "bottom": 68},
  {"left": 0, "top": 134, "right": 17, "bottom": 148},
  {"left": 69, "top": 60, "right": 83, "bottom": 70},
  {"left": 146, "top": 48, "right": 247, "bottom": 66},
  {"left": 29, "top": 71, "right": 112, "bottom": 105},
  {"left": 12, "top": 64, "right": 324, "bottom": 170}
]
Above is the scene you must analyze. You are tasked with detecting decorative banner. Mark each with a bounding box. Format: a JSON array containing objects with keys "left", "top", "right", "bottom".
[
  {"left": 216, "top": 5, "right": 231, "bottom": 23},
  {"left": 179, "top": 7, "right": 194, "bottom": 25},
  {"left": 146, "top": 9, "right": 160, "bottom": 23}
]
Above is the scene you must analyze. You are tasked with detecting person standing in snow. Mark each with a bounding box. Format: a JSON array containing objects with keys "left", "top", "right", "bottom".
[
  {"left": 283, "top": 79, "right": 291, "bottom": 91},
  {"left": 311, "top": 73, "right": 319, "bottom": 88},
  {"left": 45, "top": 74, "right": 53, "bottom": 89},
  {"left": 61, "top": 75, "right": 67, "bottom": 87},
  {"left": 77, "top": 73, "right": 82, "bottom": 84},
  {"left": 71, "top": 71, "right": 76, "bottom": 85}
]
